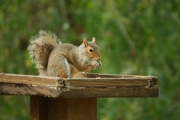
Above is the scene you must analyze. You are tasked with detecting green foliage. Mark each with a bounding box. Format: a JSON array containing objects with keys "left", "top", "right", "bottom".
[{"left": 0, "top": 0, "right": 180, "bottom": 119}]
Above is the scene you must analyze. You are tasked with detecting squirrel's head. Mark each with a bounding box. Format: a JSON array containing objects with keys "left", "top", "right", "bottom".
[{"left": 82, "top": 37, "right": 102, "bottom": 68}]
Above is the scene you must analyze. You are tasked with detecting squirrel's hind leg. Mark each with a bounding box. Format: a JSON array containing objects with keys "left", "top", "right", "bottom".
[{"left": 46, "top": 55, "right": 70, "bottom": 78}]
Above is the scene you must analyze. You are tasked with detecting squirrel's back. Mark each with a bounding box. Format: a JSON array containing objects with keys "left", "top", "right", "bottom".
[{"left": 28, "top": 30, "right": 60, "bottom": 75}]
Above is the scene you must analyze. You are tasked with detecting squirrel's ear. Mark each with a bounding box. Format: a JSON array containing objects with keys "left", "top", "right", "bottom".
[
  {"left": 83, "top": 38, "right": 88, "bottom": 47},
  {"left": 92, "top": 37, "right": 96, "bottom": 43}
]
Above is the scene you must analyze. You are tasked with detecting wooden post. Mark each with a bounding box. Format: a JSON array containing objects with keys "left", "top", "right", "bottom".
[{"left": 30, "top": 96, "right": 97, "bottom": 120}]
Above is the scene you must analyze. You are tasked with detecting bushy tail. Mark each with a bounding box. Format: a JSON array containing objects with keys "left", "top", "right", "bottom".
[{"left": 28, "top": 30, "right": 60, "bottom": 75}]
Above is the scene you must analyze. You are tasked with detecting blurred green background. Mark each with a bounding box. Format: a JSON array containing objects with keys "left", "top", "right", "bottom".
[{"left": 0, "top": 0, "right": 180, "bottom": 120}]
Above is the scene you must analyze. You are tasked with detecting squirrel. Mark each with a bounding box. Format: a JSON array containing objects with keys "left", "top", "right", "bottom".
[{"left": 28, "top": 30, "right": 102, "bottom": 78}]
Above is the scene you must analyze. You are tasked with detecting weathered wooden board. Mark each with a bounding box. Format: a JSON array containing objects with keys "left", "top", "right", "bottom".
[
  {"left": 0, "top": 73, "right": 62, "bottom": 86},
  {"left": 64, "top": 78, "right": 154, "bottom": 88},
  {"left": 0, "top": 73, "right": 63, "bottom": 97},
  {"left": 0, "top": 73, "right": 158, "bottom": 98},
  {"left": 73, "top": 73, "right": 158, "bottom": 85},
  {"left": 0, "top": 83, "right": 61, "bottom": 97},
  {"left": 61, "top": 86, "right": 158, "bottom": 98}
]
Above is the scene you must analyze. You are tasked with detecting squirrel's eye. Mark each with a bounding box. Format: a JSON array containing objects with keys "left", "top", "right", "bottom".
[{"left": 89, "top": 48, "right": 93, "bottom": 53}]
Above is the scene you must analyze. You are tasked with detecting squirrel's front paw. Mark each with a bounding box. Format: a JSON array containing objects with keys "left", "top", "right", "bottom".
[{"left": 92, "top": 60, "right": 102, "bottom": 68}]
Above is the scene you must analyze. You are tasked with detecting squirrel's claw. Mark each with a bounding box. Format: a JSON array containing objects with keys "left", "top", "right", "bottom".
[
  {"left": 97, "top": 61, "right": 102, "bottom": 68},
  {"left": 92, "top": 60, "right": 102, "bottom": 68}
]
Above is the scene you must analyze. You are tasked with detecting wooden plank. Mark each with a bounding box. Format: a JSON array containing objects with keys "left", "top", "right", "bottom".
[
  {"left": 60, "top": 86, "right": 158, "bottom": 98},
  {"left": 74, "top": 72, "right": 157, "bottom": 79},
  {"left": 0, "top": 73, "right": 63, "bottom": 97},
  {"left": 65, "top": 78, "right": 152, "bottom": 88},
  {"left": 0, "top": 73, "right": 61, "bottom": 86},
  {"left": 61, "top": 73, "right": 158, "bottom": 98},
  {"left": 30, "top": 97, "right": 97, "bottom": 120},
  {"left": 0, "top": 83, "right": 61, "bottom": 97},
  {"left": 73, "top": 73, "right": 158, "bottom": 85}
]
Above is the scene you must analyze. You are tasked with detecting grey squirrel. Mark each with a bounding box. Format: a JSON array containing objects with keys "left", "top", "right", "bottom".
[{"left": 28, "top": 30, "right": 102, "bottom": 78}]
